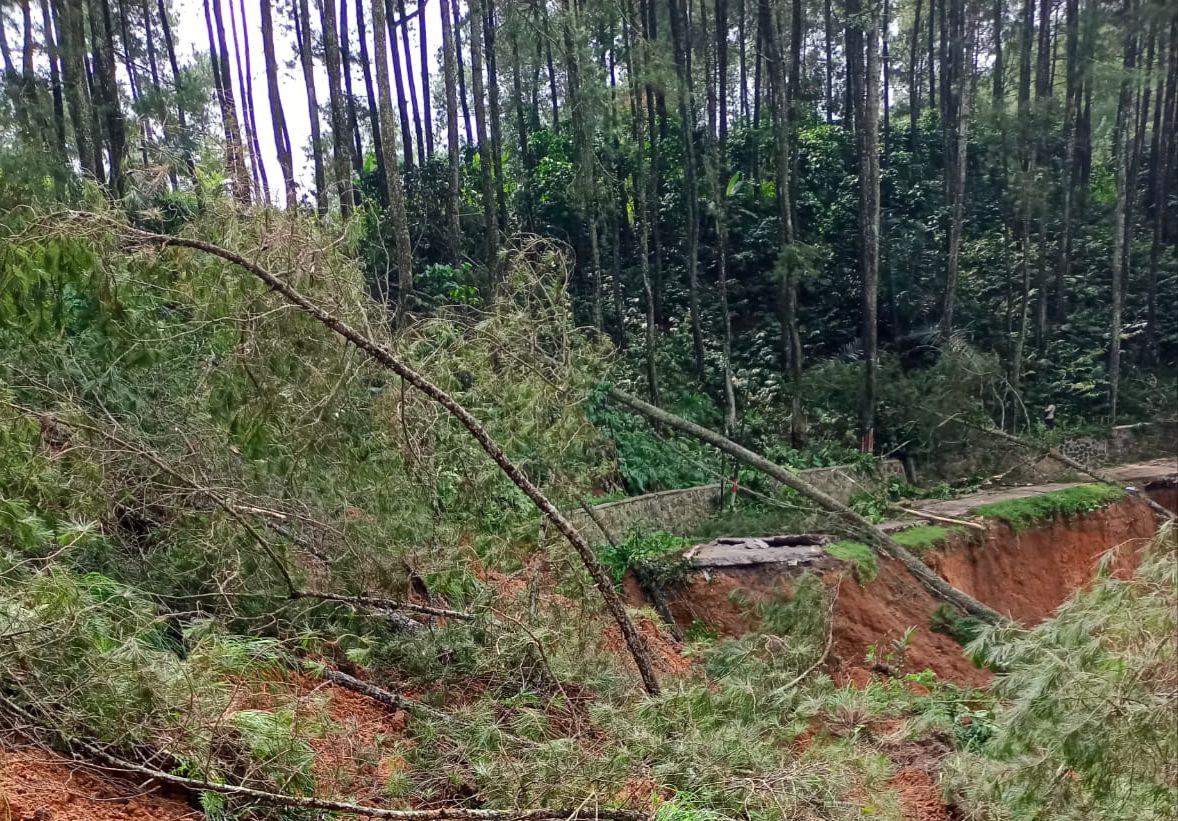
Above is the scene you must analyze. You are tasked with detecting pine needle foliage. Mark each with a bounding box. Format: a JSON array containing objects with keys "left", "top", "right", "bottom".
[{"left": 947, "top": 526, "right": 1178, "bottom": 819}]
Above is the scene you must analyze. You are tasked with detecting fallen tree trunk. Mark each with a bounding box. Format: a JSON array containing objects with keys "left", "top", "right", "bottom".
[
  {"left": 607, "top": 388, "right": 1007, "bottom": 625},
  {"left": 115, "top": 224, "right": 661, "bottom": 696}
]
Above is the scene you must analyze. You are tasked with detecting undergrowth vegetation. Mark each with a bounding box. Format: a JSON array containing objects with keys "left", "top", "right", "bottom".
[
  {"left": 0, "top": 206, "right": 1172, "bottom": 821},
  {"left": 947, "top": 526, "right": 1178, "bottom": 819}
]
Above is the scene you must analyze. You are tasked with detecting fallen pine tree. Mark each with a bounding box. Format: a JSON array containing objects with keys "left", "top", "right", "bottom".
[{"left": 605, "top": 387, "right": 1008, "bottom": 625}]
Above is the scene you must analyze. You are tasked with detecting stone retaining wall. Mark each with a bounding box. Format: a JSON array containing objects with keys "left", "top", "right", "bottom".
[
  {"left": 924, "top": 421, "right": 1176, "bottom": 484},
  {"left": 558, "top": 459, "right": 906, "bottom": 542}
]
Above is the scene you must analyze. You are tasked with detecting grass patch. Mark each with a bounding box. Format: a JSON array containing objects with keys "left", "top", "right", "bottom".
[
  {"left": 892, "top": 525, "right": 959, "bottom": 553},
  {"left": 974, "top": 484, "right": 1124, "bottom": 532},
  {"left": 825, "top": 541, "right": 879, "bottom": 584}
]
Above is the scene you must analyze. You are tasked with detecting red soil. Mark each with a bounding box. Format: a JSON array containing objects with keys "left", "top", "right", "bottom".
[
  {"left": 887, "top": 768, "right": 952, "bottom": 821},
  {"left": 927, "top": 498, "right": 1157, "bottom": 624},
  {"left": 604, "top": 616, "right": 694, "bottom": 677},
  {"left": 0, "top": 745, "right": 197, "bottom": 821},
  {"left": 643, "top": 497, "right": 1161, "bottom": 685},
  {"left": 830, "top": 560, "right": 992, "bottom": 686}
]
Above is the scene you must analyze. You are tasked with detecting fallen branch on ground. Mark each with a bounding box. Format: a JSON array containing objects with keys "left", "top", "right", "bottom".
[
  {"left": 578, "top": 501, "right": 684, "bottom": 641},
  {"left": 313, "top": 666, "right": 445, "bottom": 719},
  {"left": 112, "top": 221, "right": 661, "bottom": 696},
  {"left": 893, "top": 506, "right": 987, "bottom": 532},
  {"left": 0, "top": 694, "right": 644, "bottom": 821},
  {"left": 290, "top": 590, "right": 475, "bottom": 621},
  {"left": 607, "top": 388, "right": 1007, "bottom": 625}
]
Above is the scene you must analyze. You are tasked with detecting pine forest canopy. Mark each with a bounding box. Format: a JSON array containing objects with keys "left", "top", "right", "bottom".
[{"left": 0, "top": 0, "right": 1176, "bottom": 448}]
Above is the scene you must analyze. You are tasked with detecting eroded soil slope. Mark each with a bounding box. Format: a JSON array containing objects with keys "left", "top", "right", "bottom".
[{"left": 653, "top": 497, "right": 1163, "bottom": 683}]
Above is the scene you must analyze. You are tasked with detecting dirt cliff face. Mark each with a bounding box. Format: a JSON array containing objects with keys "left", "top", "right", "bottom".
[
  {"left": 645, "top": 498, "right": 1163, "bottom": 686},
  {"left": 927, "top": 498, "right": 1157, "bottom": 625}
]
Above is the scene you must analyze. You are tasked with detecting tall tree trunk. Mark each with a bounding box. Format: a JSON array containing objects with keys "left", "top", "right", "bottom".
[
  {"left": 418, "top": 0, "right": 433, "bottom": 156},
  {"left": 642, "top": 0, "right": 666, "bottom": 324},
  {"left": 231, "top": 0, "right": 270, "bottom": 201},
  {"left": 40, "top": 0, "right": 68, "bottom": 161},
  {"left": 385, "top": 0, "right": 414, "bottom": 169},
  {"left": 261, "top": 0, "right": 296, "bottom": 207},
  {"left": 707, "top": 0, "right": 736, "bottom": 432},
  {"left": 761, "top": 0, "right": 804, "bottom": 445},
  {"left": 339, "top": 0, "right": 366, "bottom": 180},
  {"left": 469, "top": 0, "right": 499, "bottom": 278},
  {"left": 1146, "top": 17, "right": 1177, "bottom": 360},
  {"left": 396, "top": 0, "right": 424, "bottom": 164},
  {"left": 1012, "top": 0, "right": 1035, "bottom": 379},
  {"left": 89, "top": 0, "right": 126, "bottom": 194},
  {"left": 156, "top": 0, "right": 192, "bottom": 178},
  {"left": 627, "top": 0, "right": 660, "bottom": 401},
  {"left": 84, "top": 53, "right": 105, "bottom": 181},
  {"left": 668, "top": 0, "right": 706, "bottom": 380},
  {"left": 207, "top": 0, "right": 250, "bottom": 203},
  {"left": 848, "top": 0, "right": 881, "bottom": 452},
  {"left": 371, "top": 0, "right": 415, "bottom": 322},
  {"left": 910, "top": 0, "right": 923, "bottom": 149},
  {"left": 439, "top": 0, "right": 463, "bottom": 259},
  {"left": 1052, "top": 0, "right": 1081, "bottom": 323},
  {"left": 354, "top": 0, "right": 385, "bottom": 196},
  {"left": 484, "top": 0, "right": 507, "bottom": 232},
  {"left": 940, "top": 0, "right": 975, "bottom": 334},
  {"left": 545, "top": 20, "right": 560, "bottom": 130},
  {"left": 882, "top": 0, "right": 891, "bottom": 156},
  {"left": 294, "top": 0, "right": 329, "bottom": 215},
  {"left": 928, "top": 0, "right": 936, "bottom": 110},
  {"left": 139, "top": 0, "right": 176, "bottom": 186},
  {"left": 453, "top": 0, "right": 474, "bottom": 142},
  {"left": 54, "top": 0, "right": 97, "bottom": 177},
  {"left": 1108, "top": 0, "right": 1137, "bottom": 425},
  {"left": 1031, "top": 0, "right": 1052, "bottom": 346},
  {"left": 717, "top": 0, "right": 728, "bottom": 141},
  {"left": 823, "top": 0, "right": 834, "bottom": 120},
  {"left": 560, "top": 0, "right": 599, "bottom": 327},
  {"left": 992, "top": 0, "right": 1004, "bottom": 104},
  {"left": 319, "top": 0, "right": 354, "bottom": 214},
  {"left": 510, "top": 19, "right": 534, "bottom": 231},
  {"left": 1010, "top": 228, "right": 1031, "bottom": 400},
  {"left": 788, "top": 0, "right": 802, "bottom": 220},
  {"left": 738, "top": 0, "right": 748, "bottom": 121},
  {"left": 114, "top": 0, "right": 140, "bottom": 106}
]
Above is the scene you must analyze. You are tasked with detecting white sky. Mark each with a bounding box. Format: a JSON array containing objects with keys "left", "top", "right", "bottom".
[{"left": 170, "top": 0, "right": 446, "bottom": 201}]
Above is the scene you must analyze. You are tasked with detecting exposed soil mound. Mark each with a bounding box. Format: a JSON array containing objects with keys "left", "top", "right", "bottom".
[
  {"left": 830, "top": 561, "right": 991, "bottom": 686},
  {"left": 604, "top": 616, "right": 694, "bottom": 677},
  {"left": 0, "top": 744, "right": 196, "bottom": 821},
  {"left": 643, "top": 497, "right": 1162, "bottom": 685},
  {"left": 928, "top": 498, "right": 1157, "bottom": 624}
]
